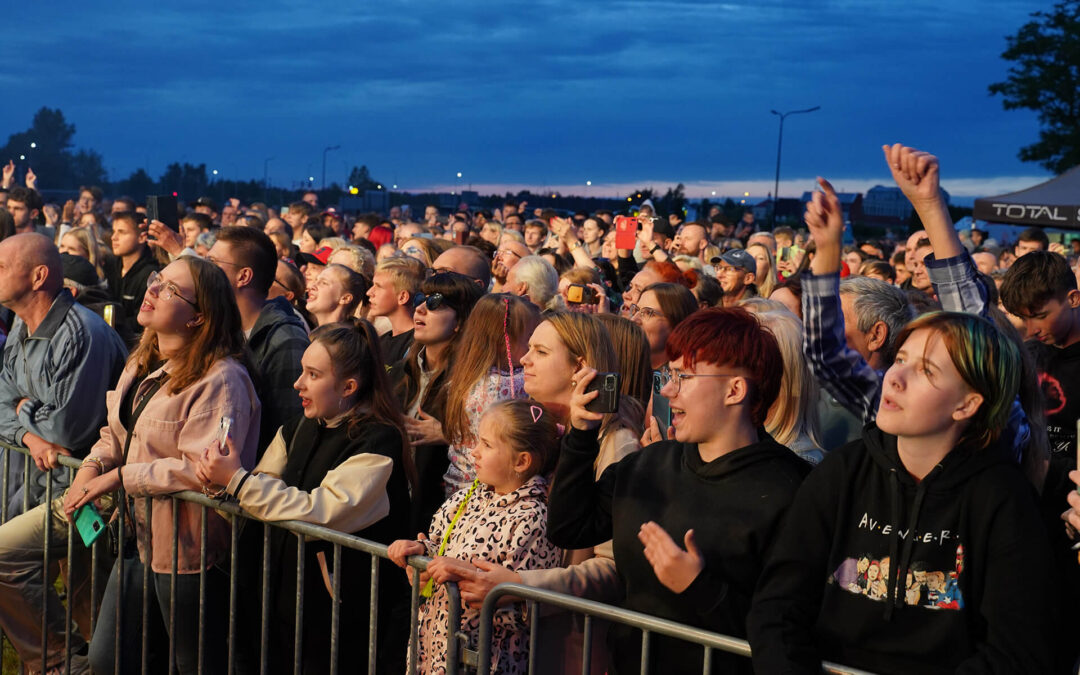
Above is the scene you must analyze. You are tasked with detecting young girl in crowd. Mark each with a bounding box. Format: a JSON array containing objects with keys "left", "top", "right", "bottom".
[
  {"left": 389, "top": 399, "right": 562, "bottom": 675},
  {"left": 441, "top": 294, "right": 540, "bottom": 495},
  {"left": 632, "top": 282, "right": 698, "bottom": 370},
  {"left": 748, "top": 312, "right": 1059, "bottom": 673},
  {"left": 451, "top": 312, "right": 646, "bottom": 673},
  {"left": 197, "top": 319, "right": 413, "bottom": 675},
  {"left": 389, "top": 271, "right": 485, "bottom": 532},
  {"left": 65, "top": 257, "right": 261, "bottom": 675}
]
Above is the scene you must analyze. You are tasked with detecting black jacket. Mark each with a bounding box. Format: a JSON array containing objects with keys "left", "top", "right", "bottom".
[
  {"left": 103, "top": 248, "right": 160, "bottom": 340},
  {"left": 747, "top": 424, "right": 1060, "bottom": 674},
  {"left": 548, "top": 426, "right": 809, "bottom": 674},
  {"left": 237, "top": 415, "right": 411, "bottom": 675},
  {"left": 247, "top": 296, "right": 308, "bottom": 453},
  {"left": 388, "top": 349, "right": 450, "bottom": 534}
]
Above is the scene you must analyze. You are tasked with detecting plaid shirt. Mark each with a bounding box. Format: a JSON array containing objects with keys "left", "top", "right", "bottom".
[{"left": 802, "top": 251, "right": 1029, "bottom": 460}]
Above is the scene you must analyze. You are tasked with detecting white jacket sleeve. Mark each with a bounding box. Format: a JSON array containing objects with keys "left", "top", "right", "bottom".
[{"left": 230, "top": 452, "right": 393, "bottom": 534}]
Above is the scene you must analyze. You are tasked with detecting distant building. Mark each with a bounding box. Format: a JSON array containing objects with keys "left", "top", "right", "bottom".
[
  {"left": 798, "top": 191, "right": 864, "bottom": 224},
  {"left": 862, "top": 185, "right": 949, "bottom": 225},
  {"left": 752, "top": 198, "right": 804, "bottom": 223}
]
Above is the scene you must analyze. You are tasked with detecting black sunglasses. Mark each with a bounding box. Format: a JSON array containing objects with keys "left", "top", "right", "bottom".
[{"left": 413, "top": 292, "right": 446, "bottom": 311}]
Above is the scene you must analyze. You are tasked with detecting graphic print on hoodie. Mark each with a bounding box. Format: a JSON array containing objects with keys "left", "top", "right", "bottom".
[{"left": 748, "top": 424, "right": 1059, "bottom": 675}]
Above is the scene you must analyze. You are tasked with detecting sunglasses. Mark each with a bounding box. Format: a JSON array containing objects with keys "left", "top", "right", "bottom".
[{"left": 413, "top": 292, "right": 446, "bottom": 311}]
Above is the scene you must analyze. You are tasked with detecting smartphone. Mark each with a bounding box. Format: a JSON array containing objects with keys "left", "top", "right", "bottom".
[
  {"left": 102, "top": 304, "right": 115, "bottom": 328},
  {"left": 778, "top": 246, "right": 791, "bottom": 262},
  {"left": 566, "top": 284, "right": 598, "bottom": 305},
  {"left": 74, "top": 504, "right": 107, "bottom": 547},
  {"left": 614, "top": 216, "right": 637, "bottom": 250},
  {"left": 453, "top": 231, "right": 467, "bottom": 246},
  {"left": 652, "top": 371, "right": 672, "bottom": 428},
  {"left": 585, "top": 372, "right": 621, "bottom": 414},
  {"left": 218, "top": 416, "right": 233, "bottom": 455},
  {"left": 146, "top": 195, "right": 180, "bottom": 231}
]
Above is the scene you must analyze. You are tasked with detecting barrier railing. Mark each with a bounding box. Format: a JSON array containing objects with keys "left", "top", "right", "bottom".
[
  {"left": 0, "top": 444, "right": 460, "bottom": 675},
  {"left": 1, "top": 443, "right": 876, "bottom": 675},
  {"left": 474, "top": 583, "right": 877, "bottom": 675}
]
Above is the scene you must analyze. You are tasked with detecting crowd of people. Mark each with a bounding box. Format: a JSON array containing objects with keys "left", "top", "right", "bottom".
[{"left": 0, "top": 143, "right": 1078, "bottom": 674}]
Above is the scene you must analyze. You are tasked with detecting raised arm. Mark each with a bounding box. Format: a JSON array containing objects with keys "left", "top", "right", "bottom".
[
  {"left": 801, "top": 178, "right": 882, "bottom": 423},
  {"left": 883, "top": 144, "right": 988, "bottom": 317}
]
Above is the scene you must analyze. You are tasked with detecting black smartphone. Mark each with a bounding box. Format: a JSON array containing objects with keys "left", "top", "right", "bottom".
[
  {"left": 585, "top": 372, "right": 621, "bottom": 414},
  {"left": 146, "top": 195, "right": 180, "bottom": 231},
  {"left": 651, "top": 371, "right": 672, "bottom": 427}
]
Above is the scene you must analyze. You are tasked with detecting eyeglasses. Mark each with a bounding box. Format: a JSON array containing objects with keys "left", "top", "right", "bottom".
[
  {"left": 403, "top": 246, "right": 424, "bottom": 258},
  {"left": 629, "top": 305, "right": 665, "bottom": 321},
  {"left": 146, "top": 271, "right": 198, "bottom": 308},
  {"left": 413, "top": 292, "right": 446, "bottom": 311},
  {"left": 497, "top": 248, "right": 523, "bottom": 261},
  {"left": 658, "top": 367, "right": 737, "bottom": 395}
]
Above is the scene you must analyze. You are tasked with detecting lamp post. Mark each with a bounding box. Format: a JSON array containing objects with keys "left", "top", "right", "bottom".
[
  {"left": 322, "top": 145, "right": 340, "bottom": 191},
  {"left": 770, "top": 106, "right": 820, "bottom": 229}
]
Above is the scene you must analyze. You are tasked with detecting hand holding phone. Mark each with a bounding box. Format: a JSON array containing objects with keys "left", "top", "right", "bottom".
[
  {"left": 217, "top": 416, "right": 233, "bottom": 456},
  {"left": 615, "top": 216, "right": 637, "bottom": 250},
  {"left": 74, "top": 504, "right": 107, "bottom": 547},
  {"left": 566, "top": 283, "right": 599, "bottom": 305},
  {"left": 584, "top": 372, "right": 621, "bottom": 414}
]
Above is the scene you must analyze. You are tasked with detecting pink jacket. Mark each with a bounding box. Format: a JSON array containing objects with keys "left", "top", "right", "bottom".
[{"left": 88, "top": 357, "right": 260, "bottom": 573}]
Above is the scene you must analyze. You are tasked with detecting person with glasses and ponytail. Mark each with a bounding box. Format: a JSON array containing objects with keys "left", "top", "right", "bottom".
[
  {"left": 64, "top": 256, "right": 261, "bottom": 675},
  {"left": 197, "top": 318, "right": 414, "bottom": 675},
  {"left": 547, "top": 307, "right": 810, "bottom": 675}
]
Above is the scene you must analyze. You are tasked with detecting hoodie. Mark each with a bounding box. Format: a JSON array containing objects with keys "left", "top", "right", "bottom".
[
  {"left": 247, "top": 296, "right": 309, "bottom": 453},
  {"left": 548, "top": 426, "right": 810, "bottom": 674},
  {"left": 747, "top": 424, "right": 1060, "bottom": 674}
]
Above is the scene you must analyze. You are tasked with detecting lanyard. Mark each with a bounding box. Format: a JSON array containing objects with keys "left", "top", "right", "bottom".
[{"left": 422, "top": 478, "right": 479, "bottom": 598}]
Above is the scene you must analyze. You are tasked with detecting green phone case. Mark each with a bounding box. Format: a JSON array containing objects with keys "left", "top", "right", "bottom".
[{"left": 74, "top": 504, "right": 107, "bottom": 547}]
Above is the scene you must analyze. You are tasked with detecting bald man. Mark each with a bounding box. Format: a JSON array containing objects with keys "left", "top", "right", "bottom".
[
  {"left": 677, "top": 222, "right": 709, "bottom": 259},
  {"left": 432, "top": 245, "right": 492, "bottom": 289},
  {"left": 0, "top": 233, "right": 127, "bottom": 503},
  {"left": 0, "top": 234, "right": 126, "bottom": 674}
]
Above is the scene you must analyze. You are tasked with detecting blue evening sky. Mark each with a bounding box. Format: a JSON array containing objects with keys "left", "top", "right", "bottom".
[{"left": 0, "top": 0, "right": 1051, "bottom": 199}]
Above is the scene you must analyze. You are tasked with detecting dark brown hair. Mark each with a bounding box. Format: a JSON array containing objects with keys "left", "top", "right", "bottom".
[{"left": 310, "top": 318, "right": 416, "bottom": 489}]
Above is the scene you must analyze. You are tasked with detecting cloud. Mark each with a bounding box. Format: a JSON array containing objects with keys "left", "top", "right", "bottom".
[{"left": 0, "top": 0, "right": 1051, "bottom": 189}]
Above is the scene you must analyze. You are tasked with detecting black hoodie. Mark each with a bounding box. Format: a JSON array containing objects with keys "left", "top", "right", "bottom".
[
  {"left": 548, "top": 425, "right": 810, "bottom": 674},
  {"left": 748, "top": 424, "right": 1060, "bottom": 674}
]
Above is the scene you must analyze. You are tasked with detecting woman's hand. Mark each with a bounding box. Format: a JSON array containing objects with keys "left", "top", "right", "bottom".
[
  {"left": 195, "top": 437, "right": 242, "bottom": 489},
  {"left": 1063, "top": 471, "right": 1080, "bottom": 537},
  {"left": 589, "top": 284, "right": 611, "bottom": 314},
  {"left": 457, "top": 559, "right": 522, "bottom": 608},
  {"left": 425, "top": 555, "right": 476, "bottom": 584},
  {"left": 64, "top": 469, "right": 122, "bottom": 521},
  {"left": 405, "top": 411, "right": 446, "bottom": 446},
  {"left": 388, "top": 536, "right": 427, "bottom": 568},
  {"left": 638, "top": 521, "right": 703, "bottom": 593},
  {"left": 640, "top": 415, "right": 665, "bottom": 447},
  {"left": 61, "top": 199, "right": 76, "bottom": 223},
  {"left": 146, "top": 220, "right": 185, "bottom": 258},
  {"left": 569, "top": 367, "right": 604, "bottom": 432},
  {"left": 63, "top": 465, "right": 105, "bottom": 520}
]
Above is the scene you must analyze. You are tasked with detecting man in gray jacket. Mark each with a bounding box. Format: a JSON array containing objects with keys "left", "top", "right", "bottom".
[
  {"left": 0, "top": 233, "right": 127, "bottom": 510},
  {"left": 0, "top": 233, "right": 126, "bottom": 674}
]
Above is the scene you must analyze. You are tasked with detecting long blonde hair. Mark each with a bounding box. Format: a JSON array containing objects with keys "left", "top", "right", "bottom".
[
  {"left": 747, "top": 243, "right": 777, "bottom": 298},
  {"left": 756, "top": 309, "right": 821, "bottom": 449},
  {"left": 543, "top": 312, "right": 644, "bottom": 437}
]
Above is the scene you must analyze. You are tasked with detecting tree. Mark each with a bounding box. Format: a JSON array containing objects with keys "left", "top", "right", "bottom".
[
  {"left": 0, "top": 107, "right": 96, "bottom": 189},
  {"left": 347, "top": 165, "right": 381, "bottom": 191},
  {"left": 989, "top": 1, "right": 1080, "bottom": 174}
]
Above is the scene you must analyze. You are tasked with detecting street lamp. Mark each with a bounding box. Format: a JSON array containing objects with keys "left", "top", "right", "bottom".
[
  {"left": 770, "top": 106, "right": 820, "bottom": 228},
  {"left": 322, "top": 145, "right": 340, "bottom": 191}
]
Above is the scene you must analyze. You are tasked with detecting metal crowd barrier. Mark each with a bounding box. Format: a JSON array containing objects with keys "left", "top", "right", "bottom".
[
  {"left": 0, "top": 444, "right": 461, "bottom": 675},
  {"left": 1, "top": 443, "right": 876, "bottom": 675},
  {"left": 476, "top": 583, "right": 877, "bottom": 675}
]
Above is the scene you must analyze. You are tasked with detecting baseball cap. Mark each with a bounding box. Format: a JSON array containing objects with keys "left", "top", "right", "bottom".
[
  {"left": 194, "top": 196, "right": 219, "bottom": 212},
  {"left": 717, "top": 249, "right": 757, "bottom": 276},
  {"left": 60, "top": 253, "right": 100, "bottom": 288},
  {"left": 297, "top": 246, "right": 333, "bottom": 267}
]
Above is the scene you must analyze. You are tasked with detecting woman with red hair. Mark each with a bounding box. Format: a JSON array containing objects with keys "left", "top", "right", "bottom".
[{"left": 548, "top": 307, "right": 811, "bottom": 674}]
